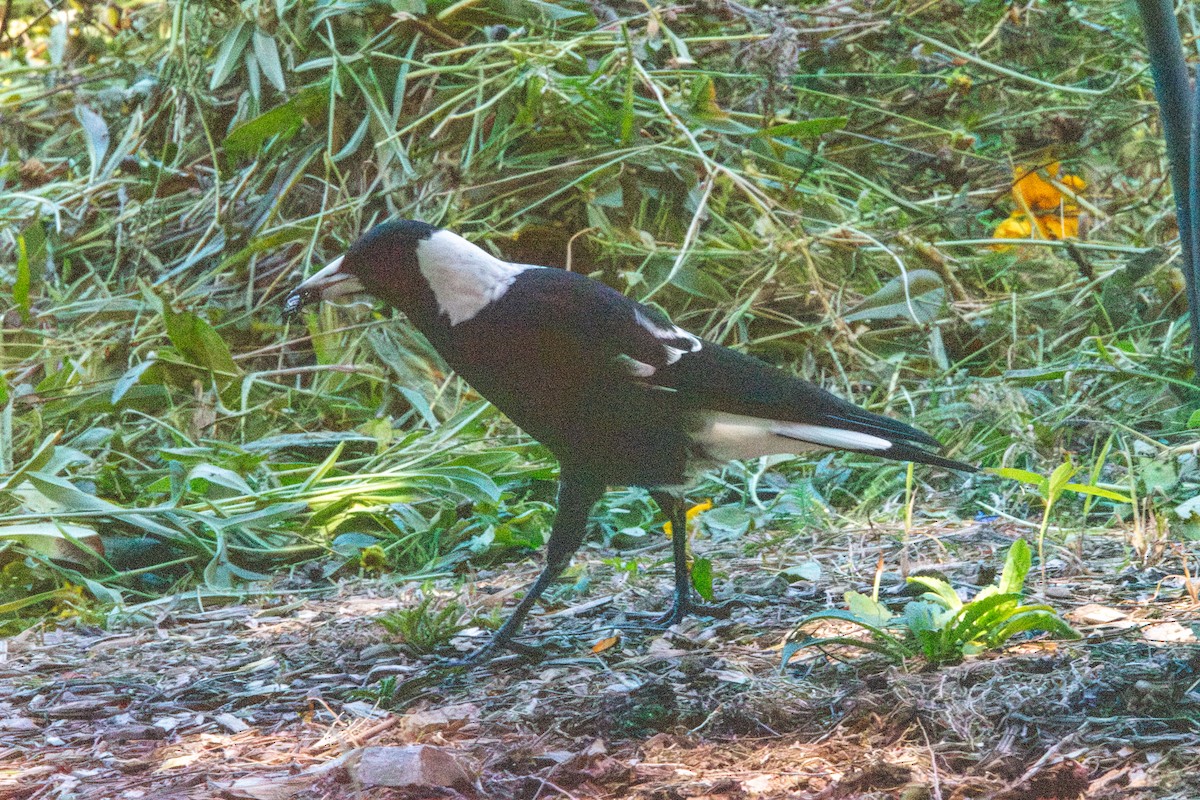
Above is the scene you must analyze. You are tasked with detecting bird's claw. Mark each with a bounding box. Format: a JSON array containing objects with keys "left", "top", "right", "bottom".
[
  {"left": 633, "top": 597, "right": 739, "bottom": 627},
  {"left": 444, "top": 636, "right": 544, "bottom": 667}
]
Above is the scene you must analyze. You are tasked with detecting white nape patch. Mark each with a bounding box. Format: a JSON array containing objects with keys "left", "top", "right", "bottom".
[
  {"left": 694, "top": 412, "right": 893, "bottom": 463},
  {"left": 416, "top": 230, "right": 532, "bottom": 325},
  {"left": 635, "top": 310, "right": 702, "bottom": 364}
]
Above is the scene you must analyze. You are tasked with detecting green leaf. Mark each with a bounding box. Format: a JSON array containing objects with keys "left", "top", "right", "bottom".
[
  {"left": 1138, "top": 459, "right": 1177, "bottom": 495},
  {"left": 0, "top": 522, "right": 103, "bottom": 567},
  {"left": 845, "top": 590, "right": 894, "bottom": 627},
  {"left": 211, "top": 22, "right": 252, "bottom": 90},
  {"left": 1046, "top": 461, "right": 1077, "bottom": 503},
  {"left": 111, "top": 360, "right": 158, "bottom": 405},
  {"left": 945, "top": 593, "right": 1021, "bottom": 644},
  {"left": 670, "top": 263, "right": 733, "bottom": 302},
  {"left": 187, "top": 464, "right": 256, "bottom": 498},
  {"left": 781, "top": 561, "right": 822, "bottom": 582},
  {"left": 843, "top": 269, "right": 945, "bottom": 325},
  {"left": 998, "top": 539, "right": 1032, "bottom": 595},
  {"left": 251, "top": 29, "right": 286, "bottom": 92},
  {"left": 989, "top": 467, "right": 1048, "bottom": 493},
  {"left": 989, "top": 609, "right": 1081, "bottom": 646},
  {"left": 908, "top": 575, "right": 962, "bottom": 611},
  {"left": 75, "top": 105, "right": 110, "bottom": 181},
  {"left": 0, "top": 430, "right": 62, "bottom": 492},
  {"left": 222, "top": 86, "right": 328, "bottom": 160},
  {"left": 752, "top": 116, "right": 848, "bottom": 139},
  {"left": 20, "top": 472, "right": 187, "bottom": 543},
  {"left": 160, "top": 298, "right": 241, "bottom": 382},
  {"left": 14, "top": 218, "right": 44, "bottom": 324},
  {"left": 1061, "top": 483, "right": 1133, "bottom": 504},
  {"left": 0, "top": 588, "right": 78, "bottom": 616},
  {"left": 691, "top": 557, "right": 714, "bottom": 601}
]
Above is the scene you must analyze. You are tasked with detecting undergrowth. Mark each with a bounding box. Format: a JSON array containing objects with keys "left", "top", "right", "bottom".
[{"left": 0, "top": 0, "right": 1197, "bottom": 631}]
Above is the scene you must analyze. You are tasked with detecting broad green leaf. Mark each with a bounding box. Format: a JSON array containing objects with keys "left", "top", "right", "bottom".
[
  {"left": 691, "top": 557, "right": 714, "bottom": 601},
  {"left": 946, "top": 593, "right": 1021, "bottom": 644},
  {"left": 187, "top": 464, "right": 256, "bottom": 498},
  {"left": 845, "top": 590, "right": 894, "bottom": 627},
  {"left": 670, "top": 263, "right": 732, "bottom": 302},
  {"left": 989, "top": 467, "right": 1047, "bottom": 490},
  {"left": 1138, "top": 459, "right": 1176, "bottom": 495},
  {"left": 844, "top": 269, "right": 945, "bottom": 325},
  {"left": 222, "top": 86, "right": 328, "bottom": 160},
  {"left": 14, "top": 234, "right": 30, "bottom": 322},
  {"left": 14, "top": 218, "right": 44, "bottom": 323},
  {"left": 0, "top": 522, "right": 102, "bottom": 567},
  {"left": 1046, "top": 462, "right": 1077, "bottom": 502},
  {"left": 998, "top": 539, "right": 1032, "bottom": 595},
  {"left": 901, "top": 599, "right": 942, "bottom": 634},
  {"left": 22, "top": 472, "right": 186, "bottom": 542},
  {"left": 1061, "top": 483, "right": 1133, "bottom": 504},
  {"left": 989, "top": 609, "right": 1081, "bottom": 646},
  {"left": 333, "top": 116, "right": 372, "bottom": 162},
  {"left": 48, "top": 22, "right": 67, "bottom": 65},
  {"left": 112, "top": 360, "right": 158, "bottom": 405},
  {"left": 781, "top": 561, "right": 822, "bottom": 582},
  {"left": 0, "top": 588, "right": 77, "bottom": 616},
  {"left": 210, "top": 22, "right": 251, "bottom": 90},
  {"left": 160, "top": 298, "right": 241, "bottom": 381},
  {"left": 908, "top": 575, "right": 962, "bottom": 611},
  {"left": 331, "top": 532, "right": 381, "bottom": 556},
  {"left": 251, "top": 29, "right": 286, "bottom": 92}
]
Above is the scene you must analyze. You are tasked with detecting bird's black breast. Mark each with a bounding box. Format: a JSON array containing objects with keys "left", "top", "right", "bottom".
[{"left": 433, "top": 269, "right": 694, "bottom": 486}]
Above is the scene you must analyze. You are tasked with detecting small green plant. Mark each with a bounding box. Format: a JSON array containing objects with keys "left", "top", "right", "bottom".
[
  {"left": 991, "top": 460, "right": 1133, "bottom": 589},
  {"left": 782, "top": 540, "right": 1081, "bottom": 669},
  {"left": 376, "top": 589, "right": 467, "bottom": 656}
]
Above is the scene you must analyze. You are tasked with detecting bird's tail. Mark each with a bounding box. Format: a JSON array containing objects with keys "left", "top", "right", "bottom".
[{"left": 815, "top": 405, "right": 976, "bottom": 472}]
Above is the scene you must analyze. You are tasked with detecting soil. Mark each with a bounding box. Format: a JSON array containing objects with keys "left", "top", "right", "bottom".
[{"left": 2, "top": 521, "right": 1199, "bottom": 799}]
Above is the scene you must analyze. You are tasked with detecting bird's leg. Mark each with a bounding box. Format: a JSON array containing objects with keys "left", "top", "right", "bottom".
[
  {"left": 647, "top": 490, "right": 735, "bottom": 626},
  {"left": 649, "top": 490, "right": 692, "bottom": 627},
  {"left": 455, "top": 472, "right": 603, "bottom": 665}
]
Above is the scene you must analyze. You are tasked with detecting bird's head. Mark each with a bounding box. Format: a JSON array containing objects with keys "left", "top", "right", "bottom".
[{"left": 283, "top": 219, "right": 440, "bottom": 319}]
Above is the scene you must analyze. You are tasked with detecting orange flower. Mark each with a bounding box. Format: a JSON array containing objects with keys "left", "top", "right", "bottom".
[
  {"left": 1036, "top": 214, "right": 1079, "bottom": 240},
  {"left": 993, "top": 163, "right": 1085, "bottom": 248},
  {"left": 1013, "top": 166, "right": 1063, "bottom": 213}
]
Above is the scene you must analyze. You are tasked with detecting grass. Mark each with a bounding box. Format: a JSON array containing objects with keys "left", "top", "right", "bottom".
[{"left": 0, "top": 0, "right": 1198, "bottom": 633}]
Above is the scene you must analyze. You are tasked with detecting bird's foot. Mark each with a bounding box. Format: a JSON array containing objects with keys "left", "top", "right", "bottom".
[
  {"left": 444, "top": 635, "right": 544, "bottom": 667},
  {"left": 631, "top": 597, "right": 739, "bottom": 627}
]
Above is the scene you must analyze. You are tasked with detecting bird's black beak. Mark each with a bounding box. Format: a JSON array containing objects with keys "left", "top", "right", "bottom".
[{"left": 283, "top": 256, "right": 365, "bottom": 318}]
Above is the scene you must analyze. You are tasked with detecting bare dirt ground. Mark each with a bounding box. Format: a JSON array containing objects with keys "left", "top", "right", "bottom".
[{"left": 2, "top": 521, "right": 1199, "bottom": 800}]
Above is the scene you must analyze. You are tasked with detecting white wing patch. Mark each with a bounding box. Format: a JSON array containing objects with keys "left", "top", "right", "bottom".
[
  {"left": 694, "top": 412, "right": 893, "bottom": 463},
  {"left": 416, "top": 230, "right": 531, "bottom": 325},
  {"left": 635, "top": 310, "right": 702, "bottom": 364},
  {"left": 616, "top": 354, "right": 658, "bottom": 378}
]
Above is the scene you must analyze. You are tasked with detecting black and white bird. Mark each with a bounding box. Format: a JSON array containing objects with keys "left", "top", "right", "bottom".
[{"left": 285, "top": 220, "right": 973, "bottom": 660}]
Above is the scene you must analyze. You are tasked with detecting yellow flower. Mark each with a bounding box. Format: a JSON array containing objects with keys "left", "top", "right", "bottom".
[
  {"left": 663, "top": 499, "right": 713, "bottom": 538},
  {"left": 990, "top": 213, "right": 1033, "bottom": 250}
]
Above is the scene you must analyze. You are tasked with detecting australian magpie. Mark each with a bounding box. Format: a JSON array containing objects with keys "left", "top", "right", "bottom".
[{"left": 284, "top": 220, "right": 973, "bottom": 660}]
